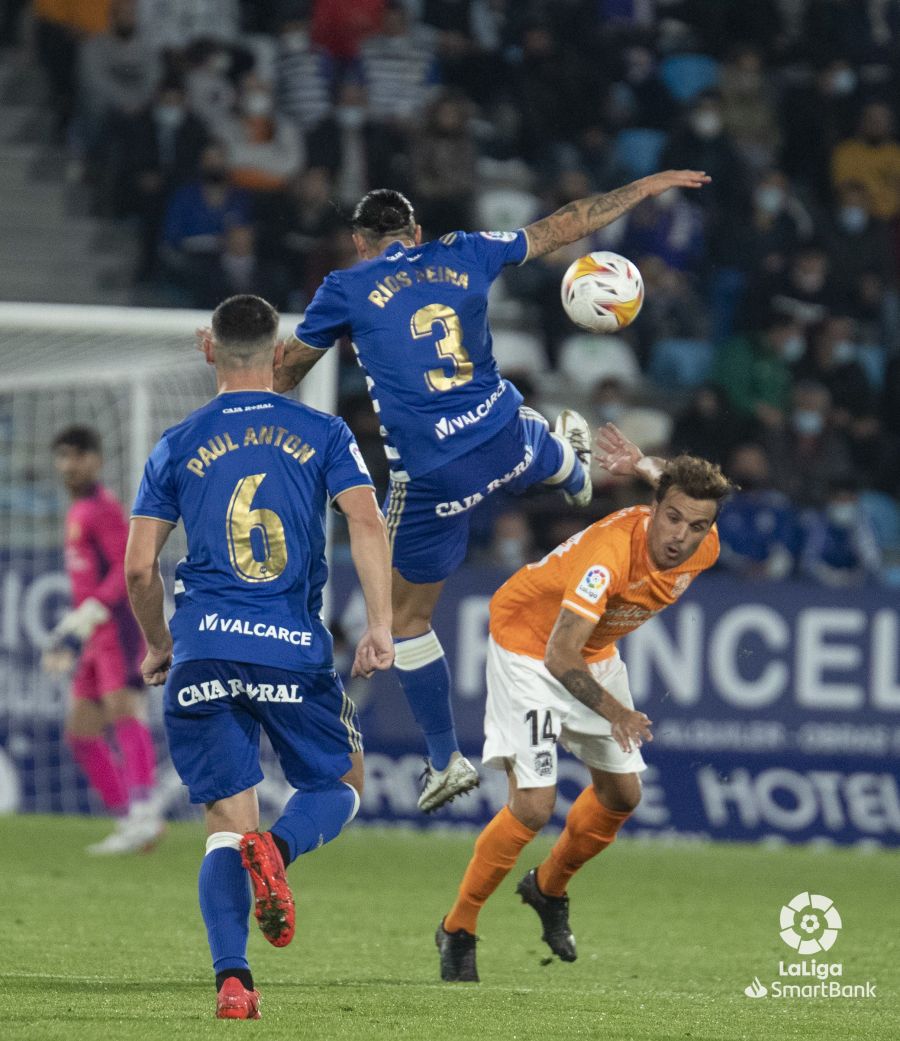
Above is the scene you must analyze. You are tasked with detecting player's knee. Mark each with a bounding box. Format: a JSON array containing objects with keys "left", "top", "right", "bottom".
[
  {"left": 509, "top": 789, "right": 555, "bottom": 831},
  {"left": 595, "top": 775, "right": 642, "bottom": 814}
]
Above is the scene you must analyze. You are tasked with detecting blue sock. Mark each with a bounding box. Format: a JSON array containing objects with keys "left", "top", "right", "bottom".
[
  {"left": 270, "top": 782, "right": 358, "bottom": 865},
  {"left": 394, "top": 631, "right": 457, "bottom": 770},
  {"left": 199, "top": 836, "right": 251, "bottom": 975},
  {"left": 560, "top": 455, "right": 588, "bottom": 497}
]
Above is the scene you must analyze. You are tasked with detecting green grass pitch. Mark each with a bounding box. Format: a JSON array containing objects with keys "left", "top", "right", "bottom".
[{"left": 1, "top": 815, "right": 896, "bottom": 1040}]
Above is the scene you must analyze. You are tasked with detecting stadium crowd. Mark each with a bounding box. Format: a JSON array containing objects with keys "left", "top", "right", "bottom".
[{"left": 8, "top": 0, "right": 900, "bottom": 582}]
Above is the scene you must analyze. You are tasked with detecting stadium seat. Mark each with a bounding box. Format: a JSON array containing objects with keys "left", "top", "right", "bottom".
[
  {"left": 856, "top": 344, "right": 886, "bottom": 391},
  {"left": 648, "top": 337, "right": 714, "bottom": 388},
  {"left": 491, "top": 328, "right": 547, "bottom": 376},
  {"left": 659, "top": 54, "right": 721, "bottom": 102},
  {"left": 613, "top": 128, "right": 668, "bottom": 180},
  {"left": 860, "top": 490, "right": 900, "bottom": 552},
  {"left": 558, "top": 334, "right": 642, "bottom": 387}
]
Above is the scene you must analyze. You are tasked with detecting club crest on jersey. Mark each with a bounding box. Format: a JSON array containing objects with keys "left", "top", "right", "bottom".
[
  {"left": 480, "top": 231, "right": 517, "bottom": 242},
  {"left": 576, "top": 565, "right": 611, "bottom": 604},
  {"left": 534, "top": 750, "right": 554, "bottom": 777}
]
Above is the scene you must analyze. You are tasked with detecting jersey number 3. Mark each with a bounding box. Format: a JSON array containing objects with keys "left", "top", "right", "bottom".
[
  {"left": 410, "top": 304, "right": 474, "bottom": 392},
  {"left": 226, "top": 473, "right": 288, "bottom": 583}
]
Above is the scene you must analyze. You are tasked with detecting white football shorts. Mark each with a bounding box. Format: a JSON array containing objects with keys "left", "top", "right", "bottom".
[{"left": 483, "top": 636, "right": 647, "bottom": 788}]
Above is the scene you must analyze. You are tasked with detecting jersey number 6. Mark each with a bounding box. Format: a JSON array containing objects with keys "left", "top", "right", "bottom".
[
  {"left": 410, "top": 304, "right": 474, "bottom": 392},
  {"left": 226, "top": 473, "right": 288, "bottom": 583}
]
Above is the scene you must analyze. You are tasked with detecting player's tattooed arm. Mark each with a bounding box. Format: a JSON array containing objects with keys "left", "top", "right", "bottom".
[
  {"left": 522, "top": 169, "right": 710, "bottom": 261},
  {"left": 594, "top": 423, "right": 666, "bottom": 488},
  {"left": 274, "top": 337, "right": 326, "bottom": 393},
  {"left": 545, "top": 608, "right": 653, "bottom": 753}
]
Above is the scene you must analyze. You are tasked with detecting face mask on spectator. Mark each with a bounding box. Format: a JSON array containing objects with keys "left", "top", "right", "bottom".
[
  {"left": 827, "top": 502, "right": 858, "bottom": 527},
  {"left": 832, "top": 340, "right": 856, "bottom": 365},
  {"left": 839, "top": 206, "right": 868, "bottom": 234},
  {"left": 496, "top": 537, "right": 528, "bottom": 568},
  {"left": 795, "top": 271, "right": 825, "bottom": 293},
  {"left": 792, "top": 409, "right": 824, "bottom": 436},
  {"left": 243, "top": 92, "right": 273, "bottom": 118},
  {"left": 690, "top": 111, "right": 722, "bottom": 139},
  {"left": 336, "top": 106, "right": 366, "bottom": 130},
  {"left": 154, "top": 104, "right": 184, "bottom": 128},
  {"left": 598, "top": 403, "right": 626, "bottom": 424},
  {"left": 282, "top": 30, "right": 309, "bottom": 52},
  {"left": 210, "top": 52, "right": 231, "bottom": 75},
  {"left": 755, "top": 186, "right": 785, "bottom": 215},
  {"left": 829, "top": 68, "right": 857, "bottom": 96},
  {"left": 781, "top": 334, "right": 805, "bottom": 363}
]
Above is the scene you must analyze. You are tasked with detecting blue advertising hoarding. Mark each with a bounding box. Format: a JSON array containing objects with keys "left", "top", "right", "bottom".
[{"left": 1, "top": 552, "right": 898, "bottom": 845}]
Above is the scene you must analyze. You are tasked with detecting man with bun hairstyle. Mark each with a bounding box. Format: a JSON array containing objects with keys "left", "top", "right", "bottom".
[{"left": 277, "top": 170, "right": 710, "bottom": 813}]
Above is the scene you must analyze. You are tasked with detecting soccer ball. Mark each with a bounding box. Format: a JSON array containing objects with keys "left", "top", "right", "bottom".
[{"left": 560, "top": 251, "right": 644, "bottom": 333}]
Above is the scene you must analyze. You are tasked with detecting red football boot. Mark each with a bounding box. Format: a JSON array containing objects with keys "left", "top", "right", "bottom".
[
  {"left": 239, "top": 831, "right": 295, "bottom": 947},
  {"left": 215, "top": 977, "right": 261, "bottom": 1020}
]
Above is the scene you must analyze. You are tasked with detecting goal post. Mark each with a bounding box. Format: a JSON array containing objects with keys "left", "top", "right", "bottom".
[{"left": 0, "top": 302, "right": 338, "bottom": 817}]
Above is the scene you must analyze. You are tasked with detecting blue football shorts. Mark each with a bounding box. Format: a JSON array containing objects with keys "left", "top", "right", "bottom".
[
  {"left": 385, "top": 407, "right": 563, "bottom": 584},
  {"left": 164, "top": 659, "right": 362, "bottom": 804}
]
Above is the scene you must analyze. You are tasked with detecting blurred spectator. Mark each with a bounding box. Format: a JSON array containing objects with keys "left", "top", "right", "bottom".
[
  {"left": 831, "top": 101, "right": 900, "bottom": 223},
  {"left": 275, "top": 15, "right": 336, "bottom": 134},
  {"left": 717, "top": 442, "right": 798, "bottom": 580},
  {"left": 412, "top": 90, "right": 477, "bottom": 237},
  {"left": 620, "top": 190, "right": 705, "bottom": 273},
  {"left": 259, "top": 166, "right": 344, "bottom": 303},
  {"left": 311, "top": 0, "right": 385, "bottom": 62},
  {"left": 660, "top": 91, "right": 750, "bottom": 218},
  {"left": 795, "top": 315, "right": 875, "bottom": 426},
  {"left": 161, "top": 143, "right": 253, "bottom": 303},
  {"left": 480, "top": 510, "right": 536, "bottom": 573},
  {"left": 135, "top": 0, "right": 239, "bottom": 53},
  {"left": 359, "top": 3, "right": 440, "bottom": 126},
  {"left": 740, "top": 169, "right": 813, "bottom": 276},
  {"left": 719, "top": 44, "right": 781, "bottom": 172},
  {"left": 746, "top": 245, "right": 839, "bottom": 330},
  {"left": 216, "top": 74, "right": 304, "bottom": 194},
  {"left": 779, "top": 59, "right": 859, "bottom": 207},
  {"left": 75, "top": 0, "right": 160, "bottom": 165},
  {"left": 825, "top": 181, "right": 896, "bottom": 294},
  {"left": 712, "top": 309, "right": 803, "bottom": 431},
  {"left": 187, "top": 224, "right": 289, "bottom": 309},
  {"left": 633, "top": 255, "right": 709, "bottom": 361},
  {"left": 118, "top": 79, "right": 209, "bottom": 280},
  {"left": 184, "top": 38, "right": 238, "bottom": 128},
  {"left": 605, "top": 44, "right": 677, "bottom": 131},
  {"left": 670, "top": 383, "right": 753, "bottom": 465},
  {"left": 799, "top": 480, "right": 882, "bottom": 587},
  {"left": 34, "top": 0, "right": 111, "bottom": 136},
  {"left": 763, "top": 380, "right": 855, "bottom": 507}
]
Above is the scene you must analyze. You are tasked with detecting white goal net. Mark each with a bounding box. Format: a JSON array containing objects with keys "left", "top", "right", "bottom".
[{"left": 0, "top": 303, "right": 336, "bottom": 818}]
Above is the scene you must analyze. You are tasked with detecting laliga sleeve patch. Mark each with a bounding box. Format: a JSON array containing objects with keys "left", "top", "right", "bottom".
[
  {"left": 575, "top": 565, "right": 611, "bottom": 604},
  {"left": 349, "top": 442, "right": 371, "bottom": 476},
  {"left": 480, "top": 231, "right": 518, "bottom": 242}
]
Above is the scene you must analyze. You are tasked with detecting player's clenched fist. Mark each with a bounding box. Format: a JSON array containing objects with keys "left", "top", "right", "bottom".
[
  {"left": 610, "top": 708, "right": 653, "bottom": 754},
  {"left": 351, "top": 624, "right": 395, "bottom": 678}
]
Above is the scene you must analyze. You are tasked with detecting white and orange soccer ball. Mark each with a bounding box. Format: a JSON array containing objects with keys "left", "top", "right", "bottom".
[{"left": 560, "top": 251, "right": 644, "bottom": 333}]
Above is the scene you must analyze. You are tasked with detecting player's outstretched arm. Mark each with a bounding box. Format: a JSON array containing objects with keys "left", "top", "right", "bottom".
[
  {"left": 594, "top": 422, "right": 665, "bottom": 488},
  {"left": 545, "top": 608, "right": 653, "bottom": 754},
  {"left": 274, "top": 337, "right": 326, "bottom": 393},
  {"left": 336, "top": 487, "right": 394, "bottom": 678},
  {"left": 125, "top": 517, "right": 175, "bottom": 686},
  {"left": 522, "top": 169, "right": 710, "bottom": 261}
]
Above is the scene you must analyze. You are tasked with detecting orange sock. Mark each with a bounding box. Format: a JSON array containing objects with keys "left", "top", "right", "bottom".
[
  {"left": 444, "top": 805, "right": 538, "bottom": 934},
  {"left": 537, "top": 786, "right": 631, "bottom": 897}
]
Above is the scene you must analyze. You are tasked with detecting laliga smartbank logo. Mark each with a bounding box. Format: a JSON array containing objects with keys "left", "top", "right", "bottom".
[{"left": 742, "top": 892, "right": 876, "bottom": 1000}]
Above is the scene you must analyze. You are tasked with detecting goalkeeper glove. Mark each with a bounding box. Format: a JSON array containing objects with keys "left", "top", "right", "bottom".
[{"left": 51, "top": 597, "right": 111, "bottom": 642}]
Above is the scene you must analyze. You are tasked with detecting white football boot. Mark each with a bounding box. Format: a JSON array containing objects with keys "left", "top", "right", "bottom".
[
  {"left": 554, "top": 410, "right": 593, "bottom": 507},
  {"left": 86, "top": 804, "right": 166, "bottom": 855},
  {"left": 418, "top": 752, "right": 480, "bottom": 813}
]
